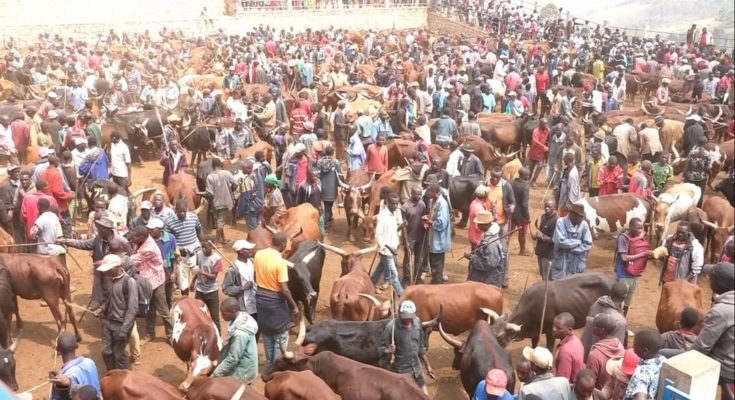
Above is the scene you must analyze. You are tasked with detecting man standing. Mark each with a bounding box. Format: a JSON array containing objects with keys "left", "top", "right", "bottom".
[
  {"left": 95, "top": 254, "right": 138, "bottom": 371},
  {"left": 160, "top": 140, "right": 188, "bottom": 186},
  {"left": 528, "top": 118, "right": 550, "bottom": 186},
  {"left": 511, "top": 168, "right": 531, "bottom": 256},
  {"left": 597, "top": 155, "right": 624, "bottom": 196},
  {"left": 379, "top": 300, "right": 434, "bottom": 395},
  {"left": 553, "top": 312, "right": 584, "bottom": 383},
  {"left": 333, "top": 101, "right": 349, "bottom": 161},
  {"left": 206, "top": 158, "right": 236, "bottom": 244},
  {"left": 235, "top": 160, "right": 264, "bottom": 231},
  {"left": 517, "top": 346, "right": 573, "bottom": 399},
  {"left": 316, "top": 147, "right": 341, "bottom": 228},
  {"left": 551, "top": 203, "right": 592, "bottom": 280},
  {"left": 625, "top": 330, "right": 666, "bottom": 400},
  {"left": 466, "top": 212, "right": 505, "bottom": 287},
  {"left": 365, "top": 135, "right": 389, "bottom": 177},
  {"left": 651, "top": 153, "right": 674, "bottom": 192},
  {"left": 29, "top": 198, "right": 64, "bottom": 256},
  {"left": 373, "top": 193, "right": 404, "bottom": 296},
  {"left": 556, "top": 152, "right": 580, "bottom": 216},
  {"left": 49, "top": 332, "right": 100, "bottom": 400},
  {"left": 254, "top": 233, "right": 298, "bottom": 371},
  {"left": 533, "top": 199, "right": 558, "bottom": 280},
  {"left": 212, "top": 297, "right": 259, "bottom": 382},
  {"left": 402, "top": 188, "right": 426, "bottom": 285},
  {"left": 659, "top": 221, "right": 704, "bottom": 285},
  {"left": 147, "top": 218, "right": 176, "bottom": 309},
  {"left": 21, "top": 179, "right": 57, "bottom": 242},
  {"left": 586, "top": 314, "right": 625, "bottom": 390},
  {"left": 639, "top": 121, "right": 663, "bottom": 163},
  {"left": 585, "top": 145, "right": 604, "bottom": 197},
  {"left": 109, "top": 131, "right": 131, "bottom": 194},
  {"left": 129, "top": 226, "right": 171, "bottom": 341},
  {"left": 486, "top": 167, "right": 515, "bottom": 288},
  {"left": 347, "top": 126, "right": 366, "bottom": 172},
  {"left": 467, "top": 186, "right": 489, "bottom": 248},
  {"left": 472, "top": 369, "right": 515, "bottom": 400},
  {"left": 424, "top": 183, "right": 450, "bottom": 284},
  {"left": 610, "top": 118, "right": 638, "bottom": 173},
  {"left": 683, "top": 136, "right": 710, "bottom": 208},
  {"left": 223, "top": 240, "right": 258, "bottom": 323},
  {"left": 459, "top": 143, "right": 484, "bottom": 177},
  {"left": 580, "top": 281, "right": 629, "bottom": 356},
  {"left": 166, "top": 199, "right": 204, "bottom": 296},
  {"left": 151, "top": 193, "right": 176, "bottom": 221},
  {"left": 629, "top": 160, "right": 654, "bottom": 199},
  {"left": 193, "top": 240, "right": 223, "bottom": 332}
]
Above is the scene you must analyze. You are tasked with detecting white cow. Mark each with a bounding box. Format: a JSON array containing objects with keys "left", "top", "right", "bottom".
[
  {"left": 652, "top": 183, "right": 702, "bottom": 245},
  {"left": 575, "top": 193, "right": 651, "bottom": 238}
]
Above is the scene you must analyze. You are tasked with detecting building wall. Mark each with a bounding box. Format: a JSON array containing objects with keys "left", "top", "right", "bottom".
[
  {"left": 0, "top": 1, "right": 427, "bottom": 44},
  {"left": 427, "top": 11, "right": 487, "bottom": 37}
]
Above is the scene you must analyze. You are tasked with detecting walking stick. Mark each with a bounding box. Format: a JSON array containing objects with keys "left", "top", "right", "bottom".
[
  {"left": 207, "top": 240, "right": 235, "bottom": 265},
  {"left": 538, "top": 254, "right": 557, "bottom": 343}
]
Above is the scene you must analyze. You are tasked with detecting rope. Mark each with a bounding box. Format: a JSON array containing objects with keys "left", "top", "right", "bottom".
[{"left": 18, "top": 381, "right": 50, "bottom": 394}]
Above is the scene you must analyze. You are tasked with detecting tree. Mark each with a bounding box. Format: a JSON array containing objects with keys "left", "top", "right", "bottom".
[{"left": 539, "top": 2, "right": 559, "bottom": 21}]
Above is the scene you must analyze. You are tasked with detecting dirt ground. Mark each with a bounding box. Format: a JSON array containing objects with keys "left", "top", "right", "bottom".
[{"left": 12, "top": 156, "right": 716, "bottom": 399}]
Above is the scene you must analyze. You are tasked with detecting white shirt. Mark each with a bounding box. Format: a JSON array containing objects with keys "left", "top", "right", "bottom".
[
  {"left": 110, "top": 140, "right": 131, "bottom": 177},
  {"left": 108, "top": 194, "right": 129, "bottom": 234},
  {"left": 71, "top": 148, "right": 90, "bottom": 177},
  {"left": 0, "top": 125, "right": 16, "bottom": 156},
  {"left": 234, "top": 259, "right": 257, "bottom": 315},
  {"left": 446, "top": 149, "right": 463, "bottom": 177},
  {"left": 227, "top": 99, "right": 248, "bottom": 121},
  {"left": 375, "top": 207, "right": 403, "bottom": 256}
]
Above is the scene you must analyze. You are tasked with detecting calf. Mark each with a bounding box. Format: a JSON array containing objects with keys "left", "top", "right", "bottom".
[
  {"left": 248, "top": 203, "right": 321, "bottom": 257},
  {"left": 170, "top": 297, "right": 222, "bottom": 391},
  {"left": 656, "top": 280, "right": 705, "bottom": 334},
  {"left": 508, "top": 272, "right": 615, "bottom": 349},
  {"left": 0, "top": 254, "right": 80, "bottom": 341},
  {"left": 320, "top": 244, "right": 388, "bottom": 321},
  {"left": 265, "top": 370, "right": 342, "bottom": 400},
  {"left": 702, "top": 196, "right": 735, "bottom": 262},
  {"left": 100, "top": 370, "right": 182, "bottom": 400},
  {"left": 652, "top": 183, "right": 702, "bottom": 245},
  {"left": 439, "top": 316, "right": 518, "bottom": 396},
  {"left": 575, "top": 194, "right": 651, "bottom": 237},
  {"left": 339, "top": 171, "right": 374, "bottom": 241},
  {"left": 267, "top": 350, "right": 429, "bottom": 400},
  {"left": 187, "top": 376, "right": 267, "bottom": 399},
  {"left": 287, "top": 240, "right": 326, "bottom": 324}
]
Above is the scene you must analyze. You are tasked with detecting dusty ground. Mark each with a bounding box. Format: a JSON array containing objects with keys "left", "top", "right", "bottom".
[{"left": 13, "top": 156, "right": 716, "bottom": 399}]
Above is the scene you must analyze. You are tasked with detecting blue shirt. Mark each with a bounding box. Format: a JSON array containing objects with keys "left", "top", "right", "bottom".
[
  {"left": 155, "top": 231, "right": 178, "bottom": 270},
  {"left": 372, "top": 120, "right": 395, "bottom": 140},
  {"left": 429, "top": 196, "right": 451, "bottom": 253},
  {"left": 624, "top": 355, "right": 666, "bottom": 400},
  {"left": 51, "top": 356, "right": 100, "bottom": 400},
  {"left": 473, "top": 382, "right": 514, "bottom": 400}
]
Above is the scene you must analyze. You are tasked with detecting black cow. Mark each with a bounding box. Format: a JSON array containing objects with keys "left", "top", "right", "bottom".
[
  {"left": 103, "top": 108, "right": 173, "bottom": 161},
  {"left": 0, "top": 345, "right": 17, "bottom": 391},
  {"left": 0, "top": 266, "right": 15, "bottom": 350},
  {"left": 0, "top": 104, "right": 21, "bottom": 120},
  {"left": 287, "top": 240, "right": 326, "bottom": 324},
  {"left": 716, "top": 175, "right": 735, "bottom": 207},
  {"left": 508, "top": 272, "right": 615, "bottom": 349},
  {"left": 181, "top": 126, "right": 216, "bottom": 169},
  {"left": 303, "top": 320, "right": 388, "bottom": 365},
  {"left": 438, "top": 318, "right": 518, "bottom": 396},
  {"left": 450, "top": 175, "right": 482, "bottom": 227}
]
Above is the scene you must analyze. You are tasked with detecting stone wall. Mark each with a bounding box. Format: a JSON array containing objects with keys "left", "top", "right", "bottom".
[
  {"left": 427, "top": 11, "right": 487, "bottom": 37},
  {"left": 0, "top": 1, "right": 426, "bottom": 44}
]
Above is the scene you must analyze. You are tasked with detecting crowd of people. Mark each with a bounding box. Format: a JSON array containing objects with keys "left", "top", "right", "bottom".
[{"left": 0, "top": 0, "right": 734, "bottom": 398}]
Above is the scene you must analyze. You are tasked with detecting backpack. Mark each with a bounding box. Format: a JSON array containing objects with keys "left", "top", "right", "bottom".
[
  {"left": 123, "top": 272, "right": 153, "bottom": 318},
  {"left": 623, "top": 233, "right": 651, "bottom": 277}
]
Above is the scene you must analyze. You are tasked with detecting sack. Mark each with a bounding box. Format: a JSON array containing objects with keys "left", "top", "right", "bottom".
[
  {"left": 123, "top": 273, "right": 153, "bottom": 318},
  {"left": 623, "top": 233, "right": 651, "bottom": 277}
]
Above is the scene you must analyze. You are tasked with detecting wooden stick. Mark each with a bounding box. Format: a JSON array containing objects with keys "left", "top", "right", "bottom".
[
  {"left": 19, "top": 381, "right": 50, "bottom": 394},
  {"left": 207, "top": 240, "right": 235, "bottom": 265}
]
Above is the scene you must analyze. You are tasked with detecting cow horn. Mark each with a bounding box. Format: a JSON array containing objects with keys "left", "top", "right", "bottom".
[
  {"left": 337, "top": 175, "right": 350, "bottom": 190},
  {"left": 702, "top": 220, "right": 719, "bottom": 230},
  {"left": 358, "top": 293, "right": 382, "bottom": 308},
  {"left": 686, "top": 105, "right": 693, "bottom": 115},
  {"left": 319, "top": 242, "right": 348, "bottom": 257},
  {"left": 7, "top": 336, "right": 19, "bottom": 352},
  {"left": 131, "top": 187, "right": 157, "bottom": 199},
  {"left": 294, "top": 316, "right": 306, "bottom": 346},
  {"left": 289, "top": 227, "right": 304, "bottom": 240},
  {"left": 421, "top": 304, "right": 442, "bottom": 328},
  {"left": 278, "top": 341, "right": 294, "bottom": 360},
  {"left": 505, "top": 323, "right": 522, "bottom": 332},
  {"left": 183, "top": 113, "right": 192, "bottom": 127},
  {"left": 192, "top": 197, "right": 208, "bottom": 216},
  {"left": 711, "top": 106, "right": 723, "bottom": 122},
  {"left": 286, "top": 261, "right": 296, "bottom": 269},
  {"left": 359, "top": 178, "right": 375, "bottom": 192},
  {"left": 265, "top": 225, "right": 278, "bottom": 234},
  {"left": 438, "top": 322, "right": 463, "bottom": 349},
  {"left": 481, "top": 307, "right": 500, "bottom": 323},
  {"left": 641, "top": 101, "right": 651, "bottom": 115},
  {"left": 355, "top": 245, "right": 378, "bottom": 256},
  {"left": 504, "top": 149, "right": 521, "bottom": 159}
]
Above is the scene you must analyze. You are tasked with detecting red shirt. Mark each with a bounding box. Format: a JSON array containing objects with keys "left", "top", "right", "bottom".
[
  {"left": 555, "top": 333, "right": 584, "bottom": 383},
  {"left": 535, "top": 71, "right": 549, "bottom": 93},
  {"left": 597, "top": 165, "right": 624, "bottom": 195},
  {"left": 365, "top": 144, "right": 388, "bottom": 174},
  {"left": 291, "top": 108, "right": 307, "bottom": 135},
  {"left": 40, "top": 167, "right": 74, "bottom": 213},
  {"left": 21, "top": 191, "right": 58, "bottom": 239},
  {"left": 10, "top": 119, "right": 30, "bottom": 151},
  {"left": 528, "top": 126, "right": 549, "bottom": 161}
]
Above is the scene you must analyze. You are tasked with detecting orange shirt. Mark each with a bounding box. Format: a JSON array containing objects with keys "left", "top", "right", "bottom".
[
  {"left": 254, "top": 248, "right": 289, "bottom": 292},
  {"left": 486, "top": 184, "right": 506, "bottom": 224},
  {"left": 365, "top": 144, "right": 388, "bottom": 174}
]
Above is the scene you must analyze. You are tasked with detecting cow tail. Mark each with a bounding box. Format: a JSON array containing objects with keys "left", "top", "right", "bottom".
[{"left": 336, "top": 288, "right": 347, "bottom": 320}]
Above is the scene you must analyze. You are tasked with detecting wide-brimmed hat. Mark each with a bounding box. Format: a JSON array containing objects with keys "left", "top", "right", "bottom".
[
  {"left": 167, "top": 114, "right": 181, "bottom": 122},
  {"left": 95, "top": 216, "right": 115, "bottom": 230},
  {"left": 522, "top": 346, "right": 553, "bottom": 369},
  {"left": 567, "top": 203, "right": 586, "bottom": 218},
  {"left": 474, "top": 210, "right": 494, "bottom": 225},
  {"left": 460, "top": 143, "right": 474, "bottom": 152},
  {"left": 96, "top": 254, "right": 122, "bottom": 272},
  {"left": 593, "top": 130, "right": 606, "bottom": 140}
]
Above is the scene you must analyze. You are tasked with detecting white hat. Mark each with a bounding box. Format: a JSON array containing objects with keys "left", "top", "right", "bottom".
[
  {"left": 48, "top": 111, "right": 58, "bottom": 119},
  {"left": 233, "top": 240, "right": 256, "bottom": 251},
  {"left": 522, "top": 346, "right": 553, "bottom": 369},
  {"left": 146, "top": 218, "right": 164, "bottom": 229},
  {"left": 293, "top": 143, "right": 307, "bottom": 153},
  {"left": 398, "top": 300, "right": 417, "bottom": 319},
  {"left": 140, "top": 201, "right": 153, "bottom": 210},
  {"left": 74, "top": 138, "right": 88, "bottom": 146},
  {"left": 661, "top": 78, "right": 671, "bottom": 84},
  {"left": 96, "top": 254, "right": 122, "bottom": 272},
  {"left": 47, "top": 91, "right": 58, "bottom": 99},
  {"left": 38, "top": 147, "right": 55, "bottom": 158},
  {"left": 508, "top": 91, "right": 517, "bottom": 97}
]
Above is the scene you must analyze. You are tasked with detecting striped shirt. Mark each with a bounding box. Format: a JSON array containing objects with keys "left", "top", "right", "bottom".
[{"left": 164, "top": 213, "right": 202, "bottom": 248}]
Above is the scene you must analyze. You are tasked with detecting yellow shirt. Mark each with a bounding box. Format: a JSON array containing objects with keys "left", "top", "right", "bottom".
[
  {"left": 593, "top": 60, "right": 605, "bottom": 81},
  {"left": 627, "top": 162, "right": 640, "bottom": 180},
  {"left": 590, "top": 159, "right": 603, "bottom": 189},
  {"left": 486, "top": 184, "right": 506, "bottom": 224},
  {"left": 254, "top": 248, "right": 288, "bottom": 292}
]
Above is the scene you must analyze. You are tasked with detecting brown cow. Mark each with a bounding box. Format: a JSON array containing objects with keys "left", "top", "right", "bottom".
[
  {"left": 656, "top": 280, "right": 705, "bottom": 334},
  {"left": 231, "top": 141, "right": 274, "bottom": 164},
  {"left": 170, "top": 297, "right": 222, "bottom": 391},
  {"left": 247, "top": 203, "right": 321, "bottom": 257},
  {"left": 265, "top": 370, "right": 342, "bottom": 400},
  {"left": 702, "top": 196, "right": 735, "bottom": 263},
  {"left": 362, "top": 169, "right": 401, "bottom": 242},
  {"left": 100, "top": 370, "right": 183, "bottom": 400},
  {"left": 0, "top": 253, "right": 80, "bottom": 341},
  {"left": 385, "top": 140, "right": 450, "bottom": 170},
  {"left": 187, "top": 376, "right": 267, "bottom": 399},
  {"left": 338, "top": 170, "right": 374, "bottom": 241},
  {"left": 167, "top": 171, "right": 202, "bottom": 211},
  {"left": 320, "top": 245, "right": 388, "bottom": 321},
  {"left": 0, "top": 227, "right": 13, "bottom": 254}
]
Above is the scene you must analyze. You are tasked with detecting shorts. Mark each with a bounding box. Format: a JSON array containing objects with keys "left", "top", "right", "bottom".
[
  {"left": 511, "top": 219, "right": 529, "bottom": 235},
  {"left": 214, "top": 208, "right": 228, "bottom": 229},
  {"left": 617, "top": 277, "right": 638, "bottom": 307}
]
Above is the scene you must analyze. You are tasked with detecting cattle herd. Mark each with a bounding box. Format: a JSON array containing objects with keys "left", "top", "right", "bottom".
[{"left": 0, "top": 2, "right": 733, "bottom": 399}]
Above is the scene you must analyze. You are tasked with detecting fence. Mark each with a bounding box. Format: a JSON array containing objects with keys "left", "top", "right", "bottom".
[{"left": 237, "top": 0, "right": 426, "bottom": 12}]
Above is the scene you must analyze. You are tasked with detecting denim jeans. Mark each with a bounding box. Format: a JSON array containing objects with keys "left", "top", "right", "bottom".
[
  {"left": 102, "top": 320, "right": 131, "bottom": 371},
  {"left": 370, "top": 254, "right": 403, "bottom": 296},
  {"left": 263, "top": 330, "right": 289, "bottom": 371},
  {"left": 245, "top": 212, "right": 260, "bottom": 231},
  {"left": 195, "top": 290, "right": 221, "bottom": 333},
  {"left": 537, "top": 256, "right": 552, "bottom": 280}
]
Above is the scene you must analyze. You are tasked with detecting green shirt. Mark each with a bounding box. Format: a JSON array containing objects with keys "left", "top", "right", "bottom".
[{"left": 651, "top": 163, "right": 673, "bottom": 190}]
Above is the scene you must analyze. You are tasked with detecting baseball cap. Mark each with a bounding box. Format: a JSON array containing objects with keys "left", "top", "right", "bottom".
[
  {"left": 139, "top": 201, "right": 153, "bottom": 210},
  {"left": 398, "top": 300, "right": 416, "bottom": 319},
  {"left": 522, "top": 346, "right": 553, "bottom": 369},
  {"left": 702, "top": 262, "right": 735, "bottom": 292},
  {"left": 484, "top": 369, "right": 507, "bottom": 396},
  {"left": 96, "top": 254, "right": 122, "bottom": 272},
  {"left": 95, "top": 216, "right": 115, "bottom": 230},
  {"left": 233, "top": 240, "right": 256, "bottom": 251},
  {"left": 146, "top": 218, "right": 164, "bottom": 229}
]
